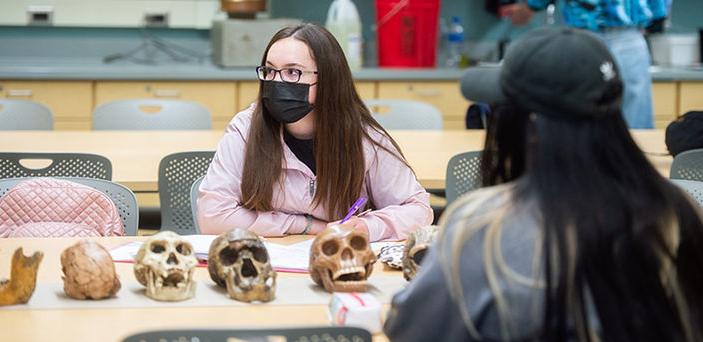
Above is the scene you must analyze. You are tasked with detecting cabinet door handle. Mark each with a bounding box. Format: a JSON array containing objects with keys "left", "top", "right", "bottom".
[
  {"left": 408, "top": 85, "right": 441, "bottom": 97},
  {"left": 153, "top": 89, "right": 181, "bottom": 98},
  {"left": 7, "top": 89, "right": 33, "bottom": 97}
]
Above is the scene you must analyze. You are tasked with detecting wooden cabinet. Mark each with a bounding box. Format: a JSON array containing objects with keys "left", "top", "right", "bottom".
[
  {"left": 377, "top": 81, "right": 469, "bottom": 130},
  {"left": 95, "top": 81, "right": 236, "bottom": 131},
  {"left": 0, "top": 81, "right": 93, "bottom": 130},
  {"left": 679, "top": 82, "right": 703, "bottom": 116},
  {"left": 652, "top": 82, "right": 678, "bottom": 128}
]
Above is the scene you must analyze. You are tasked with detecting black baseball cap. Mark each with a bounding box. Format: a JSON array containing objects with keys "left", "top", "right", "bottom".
[{"left": 460, "top": 26, "right": 623, "bottom": 120}]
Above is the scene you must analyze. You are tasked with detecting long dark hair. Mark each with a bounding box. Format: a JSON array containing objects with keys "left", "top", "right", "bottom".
[
  {"left": 482, "top": 105, "right": 703, "bottom": 341},
  {"left": 241, "top": 24, "right": 408, "bottom": 219}
]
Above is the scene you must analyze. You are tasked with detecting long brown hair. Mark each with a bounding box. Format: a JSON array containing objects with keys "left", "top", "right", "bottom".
[{"left": 241, "top": 23, "right": 409, "bottom": 219}]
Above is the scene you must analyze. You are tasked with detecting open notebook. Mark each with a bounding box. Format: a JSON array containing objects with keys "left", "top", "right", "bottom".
[{"left": 110, "top": 235, "right": 402, "bottom": 273}]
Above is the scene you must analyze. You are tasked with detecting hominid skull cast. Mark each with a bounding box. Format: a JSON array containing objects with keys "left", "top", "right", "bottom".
[
  {"left": 208, "top": 228, "right": 276, "bottom": 302},
  {"left": 402, "top": 225, "right": 438, "bottom": 281},
  {"left": 61, "top": 240, "right": 121, "bottom": 299},
  {"left": 134, "top": 231, "right": 197, "bottom": 301},
  {"left": 309, "top": 224, "right": 377, "bottom": 293}
]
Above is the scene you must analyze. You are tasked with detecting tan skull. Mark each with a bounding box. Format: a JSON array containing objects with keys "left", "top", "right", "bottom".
[
  {"left": 61, "top": 240, "right": 121, "bottom": 299},
  {"left": 134, "top": 231, "right": 197, "bottom": 301},
  {"left": 208, "top": 228, "right": 276, "bottom": 302},
  {"left": 402, "top": 225, "right": 438, "bottom": 281},
  {"left": 309, "top": 224, "right": 377, "bottom": 292}
]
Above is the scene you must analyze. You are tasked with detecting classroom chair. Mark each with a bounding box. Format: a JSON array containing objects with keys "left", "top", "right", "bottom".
[
  {"left": 122, "top": 327, "right": 372, "bottom": 342},
  {"left": 365, "top": 99, "right": 443, "bottom": 130},
  {"left": 0, "top": 177, "right": 139, "bottom": 236},
  {"left": 670, "top": 148, "right": 703, "bottom": 181},
  {"left": 158, "top": 151, "right": 214, "bottom": 235},
  {"left": 93, "top": 99, "right": 212, "bottom": 130},
  {"left": 0, "top": 99, "right": 53, "bottom": 130},
  {"left": 0, "top": 152, "right": 112, "bottom": 180},
  {"left": 671, "top": 179, "right": 703, "bottom": 207},
  {"left": 445, "top": 150, "right": 483, "bottom": 205},
  {"left": 189, "top": 175, "right": 205, "bottom": 234}
]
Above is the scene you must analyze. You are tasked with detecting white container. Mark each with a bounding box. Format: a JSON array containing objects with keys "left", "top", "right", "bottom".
[
  {"left": 649, "top": 33, "right": 700, "bottom": 67},
  {"left": 325, "top": 0, "right": 363, "bottom": 70},
  {"left": 328, "top": 292, "right": 382, "bottom": 334}
]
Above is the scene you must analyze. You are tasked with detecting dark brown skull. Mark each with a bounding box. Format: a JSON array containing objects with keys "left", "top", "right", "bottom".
[
  {"left": 402, "top": 225, "right": 438, "bottom": 281},
  {"left": 208, "top": 228, "right": 276, "bottom": 302},
  {"left": 309, "top": 224, "right": 377, "bottom": 292},
  {"left": 61, "top": 240, "right": 121, "bottom": 299}
]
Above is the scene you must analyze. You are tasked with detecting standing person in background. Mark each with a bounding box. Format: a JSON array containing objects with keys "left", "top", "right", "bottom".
[
  {"left": 197, "top": 24, "right": 432, "bottom": 241},
  {"left": 384, "top": 27, "right": 703, "bottom": 341},
  {"left": 502, "top": 0, "right": 669, "bottom": 129}
]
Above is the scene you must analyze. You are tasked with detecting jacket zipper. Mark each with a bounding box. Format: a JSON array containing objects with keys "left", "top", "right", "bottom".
[{"left": 308, "top": 179, "right": 315, "bottom": 198}]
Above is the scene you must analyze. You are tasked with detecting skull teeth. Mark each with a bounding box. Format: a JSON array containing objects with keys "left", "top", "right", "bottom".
[{"left": 332, "top": 266, "right": 366, "bottom": 282}]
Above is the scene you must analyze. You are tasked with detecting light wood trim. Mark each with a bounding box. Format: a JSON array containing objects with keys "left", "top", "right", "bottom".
[
  {"left": 355, "top": 81, "right": 376, "bottom": 100},
  {"left": 95, "top": 81, "right": 237, "bottom": 120},
  {"left": 679, "top": 81, "right": 703, "bottom": 115},
  {"left": 237, "top": 81, "right": 259, "bottom": 110},
  {"left": 0, "top": 81, "right": 93, "bottom": 123},
  {"left": 377, "top": 81, "right": 469, "bottom": 130}
]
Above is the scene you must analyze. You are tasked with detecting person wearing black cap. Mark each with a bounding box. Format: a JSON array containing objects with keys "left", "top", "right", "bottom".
[{"left": 383, "top": 27, "right": 703, "bottom": 342}]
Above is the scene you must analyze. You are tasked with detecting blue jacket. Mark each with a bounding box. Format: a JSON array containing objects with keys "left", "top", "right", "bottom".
[{"left": 528, "top": 0, "right": 669, "bottom": 31}]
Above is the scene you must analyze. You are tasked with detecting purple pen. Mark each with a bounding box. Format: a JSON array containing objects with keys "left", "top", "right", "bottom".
[{"left": 340, "top": 197, "right": 367, "bottom": 224}]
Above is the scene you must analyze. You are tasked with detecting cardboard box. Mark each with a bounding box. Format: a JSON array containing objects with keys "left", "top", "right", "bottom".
[{"left": 328, "top": 292, "right": 382, "bottom": 334}]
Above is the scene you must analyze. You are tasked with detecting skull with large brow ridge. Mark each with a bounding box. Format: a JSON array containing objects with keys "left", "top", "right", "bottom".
[
  {"left": 208, "top": 228, "right": 276, "bottom": 302},
  {"left": 309, "top": 224, "right": 376, "bottom": 292}
]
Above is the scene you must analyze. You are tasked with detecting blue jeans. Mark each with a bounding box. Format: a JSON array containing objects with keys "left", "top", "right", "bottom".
[{"left": 596, "top": 28, "right": 654, "bottom": 129}]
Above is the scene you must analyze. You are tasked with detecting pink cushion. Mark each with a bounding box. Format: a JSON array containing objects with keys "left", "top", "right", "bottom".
[{"left": 0, "top": 178, "right": 124, "bottom": 237}]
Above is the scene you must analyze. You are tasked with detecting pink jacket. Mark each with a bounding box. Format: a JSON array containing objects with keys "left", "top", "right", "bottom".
[{"left": 197, "top": 104, "right": 433, "bottom": 241}]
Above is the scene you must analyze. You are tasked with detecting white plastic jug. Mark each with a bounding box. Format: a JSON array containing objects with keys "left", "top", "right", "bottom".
[{"left": 326, "top": 0, "right": 363, "bottom": 70}]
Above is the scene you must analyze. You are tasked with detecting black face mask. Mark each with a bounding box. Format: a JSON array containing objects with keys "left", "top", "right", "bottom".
[{"left": 261, "top": 80, "right": 314, "bottom": 124}]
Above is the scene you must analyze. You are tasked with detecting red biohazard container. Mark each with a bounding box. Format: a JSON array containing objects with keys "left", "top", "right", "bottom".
[{"left": 375, "top": 0, "right": 441, "bottom": 68}]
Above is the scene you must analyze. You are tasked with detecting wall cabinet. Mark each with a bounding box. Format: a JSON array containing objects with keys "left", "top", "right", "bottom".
[
  {"left": 0, "top": 80, "right": 93, "bottom": 129},
  {"left": 1, "top": 79, "right": 696, "bottom": 131},
  {"left": 95, "top": 81, "right": 236, "bottom": 130},
  {"left": 679, "top": 82, "right": 703, "bottom": 116},
  {"left": 652, "top": 82, "right": 678, "bottom": 128},
  {"left": 377, "top": 81, "right": 470, "bottom": 130}
]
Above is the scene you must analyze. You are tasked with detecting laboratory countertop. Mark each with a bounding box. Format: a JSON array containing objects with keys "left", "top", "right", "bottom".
[{"left": 0, "top": 57, "right": 701, "bottom": 82}]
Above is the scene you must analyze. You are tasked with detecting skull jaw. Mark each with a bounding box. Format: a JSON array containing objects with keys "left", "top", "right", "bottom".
[
  {"left": 224, "top": 270, "right": 276, "bottom": 303},
  {"left": 317, "top": 267, "right": 370, "bottom": 293},
  {"left": 144, "top": 269, "right": 196, "bottom": 302}
]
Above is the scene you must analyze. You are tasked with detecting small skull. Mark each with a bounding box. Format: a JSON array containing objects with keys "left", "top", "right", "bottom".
[
  {"left": 208, "top": 228, "right": 276, "bottom": 302},
  {"left": 61, "top": 240, "right": 121, "bottom": 299},
  {"left": 309, "top": 224, "right": 377, "bottom": 293},
  {"left": 134, "top": 231, "right": 197, "bottom": 301},
  {"left": 402, "top": 225, "right": 438, "bottom": 281}
]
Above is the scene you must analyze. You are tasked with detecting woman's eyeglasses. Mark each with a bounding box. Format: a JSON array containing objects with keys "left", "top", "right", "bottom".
[{"left": 256, "top": 66, "right": 318, "bottom": 84}]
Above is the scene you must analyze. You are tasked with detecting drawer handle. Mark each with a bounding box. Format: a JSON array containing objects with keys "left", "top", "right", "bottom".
[
  {"left": 153, "top": 89, "right": 181, "bottom": 98},
  {"left": 7, "top": 89, "right": 33, "bottom": 97},
  {"left": 408, "top": 87, "right": 441, "bottom": 97}
]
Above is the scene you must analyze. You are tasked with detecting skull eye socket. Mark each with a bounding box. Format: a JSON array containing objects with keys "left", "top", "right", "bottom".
[
  {"left": 412, "top": 249, "right": 427, "bottom": 265},
  {"left": 176, "top": 243, "right": 191, "bottom": 256},
  {"left": 219, "top": 248, "right": 239, "bottom": 266},
  {"left": 350, "top": 236, "right": 367, "bottom": 250},
  {"left": 322, "top": 240, "right": 339, "bottom": 256},
  {"left": 250, "top": 246, "right": 268, "bottom": 263},
  {"left": 150, "top": 242, "right": 166, "bottom": 253}
]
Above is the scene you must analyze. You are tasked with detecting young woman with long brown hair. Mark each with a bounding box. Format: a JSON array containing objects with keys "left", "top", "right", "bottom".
[{"left": 197, "top": 24, "right": 432, "bottom": 241}]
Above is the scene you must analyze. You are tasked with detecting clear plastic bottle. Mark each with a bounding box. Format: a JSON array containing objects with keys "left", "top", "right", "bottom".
[
  {"left": 326, "top": 0, "right": 363, "bottom": 70},
  {"left": 445, "top": 16, "right": 464, "bottom": 68}
]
